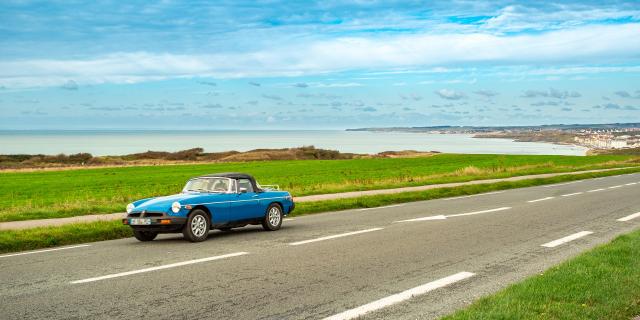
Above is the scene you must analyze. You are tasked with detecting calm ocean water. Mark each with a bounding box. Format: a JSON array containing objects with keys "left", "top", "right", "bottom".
[{"left": 0, "top": 130, "right": 587, "bottom": 156}]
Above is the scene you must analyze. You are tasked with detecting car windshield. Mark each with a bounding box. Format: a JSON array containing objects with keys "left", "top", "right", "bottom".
[{"left": 182, "top": 177, "right": 234, "bottom": 193}]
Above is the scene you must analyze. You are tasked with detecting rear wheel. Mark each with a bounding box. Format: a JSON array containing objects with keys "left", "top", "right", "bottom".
[
  {"left": 182, "top": 209, "right": 210, "bottom": 242},
  {"left": 133, "top": 230, "right": 158, "bottom": 242},
  {"left": 262, "top": 203, "right": 283, "bottom": 231}
]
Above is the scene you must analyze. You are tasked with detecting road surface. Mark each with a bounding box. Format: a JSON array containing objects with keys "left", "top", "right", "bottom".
[{"left": 2, "top": 173, "right": 639, "bottom": 319}]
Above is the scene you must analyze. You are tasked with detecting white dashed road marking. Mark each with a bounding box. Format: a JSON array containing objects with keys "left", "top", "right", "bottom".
[
  {"left": 447, "top": 207, "right": 512, "bottom": 218},
  {"left": 289, "top": 228, "right": 383, "bottom": 246},
  {"left": 617, "top": 212, "right": 640, "bottom": 222},
  {"left": 608, "top": 185, "right": 623, "bottom": 189},
  {"left": 527, "top": 196, "right": 555, "bottom": 203},
  {"left": 587, "top": 188, "right": 605, "bottom": 193},
  {"left": 395, "top": 207, "right": 511, "bottom": 223},
  {"left": 0, "top": 244, "right": 91, "bottom": 259},
  {"left": 395, "top": 215, "right": 447, "bottom": 222},
  {"left": 322, "top": 272, "right": 475, "bottom": 320},
  {"left": 561, "top": 192, "right": 583, "bottom": 197},
  {"left": 541, "top": 231, "right": 593, "bottom": 248},
  {"left": 70, "top": 252, "right": 249, "bottom": 284}
]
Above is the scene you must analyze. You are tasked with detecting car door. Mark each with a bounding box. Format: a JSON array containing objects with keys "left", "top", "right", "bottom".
[
  {"left": 229, "top": 178, "right": 262, "bottom": 221},
  {"left": 202, "top": 195, "right": 230, "bottom": 224}
]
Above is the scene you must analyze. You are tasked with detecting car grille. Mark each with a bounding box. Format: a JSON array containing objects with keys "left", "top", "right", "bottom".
[{"left": 128, "top": 211, "right": 165, "bottom": 218}]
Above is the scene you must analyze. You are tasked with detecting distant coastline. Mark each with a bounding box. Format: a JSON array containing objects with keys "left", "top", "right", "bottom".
[
  {"left": 0, "top": 130, "right": 587, "bottom": 157},
  {"left": 346, "top": 122, "right": 640, "bottom": 154},
  {"left": 346, "top": 122, "right": 640, "bottom": 133}
]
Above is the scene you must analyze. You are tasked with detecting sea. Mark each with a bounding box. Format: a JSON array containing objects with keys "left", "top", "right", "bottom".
[{"left": 0, "top": 130, "right": 587, "bottom": 156}]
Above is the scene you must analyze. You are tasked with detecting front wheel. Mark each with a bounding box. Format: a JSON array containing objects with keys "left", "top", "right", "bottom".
[
  {"left": 133, "top": 230, "right": 158, "bottom": 242},
  {"left": 262, "top": 203, "right": 283, "bottom": 231},
  {"left": 182, "top": 209, "right": 211, "bottom": 242}
]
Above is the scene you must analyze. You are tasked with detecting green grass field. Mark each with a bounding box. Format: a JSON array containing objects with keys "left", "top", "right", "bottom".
[
  {"left": 443, "top": 228, "right": 640, "bottom": 320},
  {"left": 0, "top": 153, "right": 638, "bottom": 222}
]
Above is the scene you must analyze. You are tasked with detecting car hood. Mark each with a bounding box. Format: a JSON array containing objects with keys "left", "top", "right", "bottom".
[{"left": 132, "top": 193, "right": 206, "bottom": 212}]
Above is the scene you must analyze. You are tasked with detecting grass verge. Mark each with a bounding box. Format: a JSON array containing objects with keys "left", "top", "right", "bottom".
[
  {"left": 442, "top": 228, "right": 640, "bottom": 320},
  {"left": 0, "top": 220, "right": 132, "bottom": 254},
  {"left": 1, "top": 167, "right": 639, "bottom": 254}
]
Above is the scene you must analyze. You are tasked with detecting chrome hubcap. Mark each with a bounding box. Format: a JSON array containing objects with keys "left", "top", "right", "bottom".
[
  {"left": 268, "top": 207, "right": 281, "bottom": 226},
  {"left": 191, "top": 215, "right": 207, "bottom": 237}
]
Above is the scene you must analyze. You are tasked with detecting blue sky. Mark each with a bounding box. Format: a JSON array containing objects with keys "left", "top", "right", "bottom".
[{"left": 0, "top": 0, "right": 639, "bottom": 129}]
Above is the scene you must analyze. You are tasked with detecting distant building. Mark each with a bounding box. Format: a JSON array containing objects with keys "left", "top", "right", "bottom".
[{"left": 574, "top": 132, "right": 637, "bottom": 149}]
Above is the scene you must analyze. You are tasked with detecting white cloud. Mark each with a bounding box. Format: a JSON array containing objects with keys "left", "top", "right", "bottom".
[
  {"left": 482, "top": 5, "right": 640, "bottom": 33},
  {"left": 309, "top": 82, "right": 363, "bottom": 88},
  {"left": 435, "top": 89, "right": 466, "bottom": 100},
  {"left": 527, "top": 65, "right": 640, "bottom": 76},
  {"left": 1, "top": 23, "right": 639, "bottom": 88},
  {"left": 473, "top": 90, "right": 499, "bottom": 98},
  {"left": 60, "top": 80, "right": 79, "bottom": 90},
  {"left": 521, "top": 88, "right": 581, "bottom": 99}
]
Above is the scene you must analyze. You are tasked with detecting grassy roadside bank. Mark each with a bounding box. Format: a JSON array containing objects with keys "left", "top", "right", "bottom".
[
  {"left": 2, "top": 166, "right": 639, "bottom": 254},
  {"left": 0, "top": 220, "right": 132, "bottom": 254},
  {"left": 442, "top": 228, "right": 640, "bottom": 320},
  {"left": 1, "top": 154, "right": 638, "bottom": 222}
]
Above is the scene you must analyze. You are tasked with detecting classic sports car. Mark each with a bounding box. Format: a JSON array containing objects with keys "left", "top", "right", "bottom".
[{"left": 123, "top": 172, "right": 294, "bottom": 242}]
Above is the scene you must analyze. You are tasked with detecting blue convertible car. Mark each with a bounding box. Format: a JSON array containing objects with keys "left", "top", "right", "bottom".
[{"left": 123, "top": 172, "right": 294, "bottom": 242}]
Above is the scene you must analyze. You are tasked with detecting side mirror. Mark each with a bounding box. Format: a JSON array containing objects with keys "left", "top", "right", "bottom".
[{"left": 239, "top": 187, "right": 248, "bottom": 193}]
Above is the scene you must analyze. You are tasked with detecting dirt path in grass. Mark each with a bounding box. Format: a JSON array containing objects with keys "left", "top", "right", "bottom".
[{"left": 0, "top": 166, "right": 634, "bottom": 231}]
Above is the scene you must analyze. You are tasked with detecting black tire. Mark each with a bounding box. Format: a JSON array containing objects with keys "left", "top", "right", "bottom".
[
  {"left": 133, "top": 230, "right": 158, "bottom": 242},
  {"left": 182, "top": 209, "right": 211, "bottom": 242},
  {"left": 262, "top": 203, "right": 283, "bottom": 231}
]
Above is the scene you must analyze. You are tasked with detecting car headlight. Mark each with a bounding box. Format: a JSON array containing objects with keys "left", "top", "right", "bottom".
[
  {"left": 126, "top": 203, "right": 135, "bottom": 214},
  {"left": 171, "top": 202, "right": 181, "bottom": 213}
]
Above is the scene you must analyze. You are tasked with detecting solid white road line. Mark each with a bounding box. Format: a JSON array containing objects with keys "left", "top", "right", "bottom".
[
  {"left": 527, "top": 196, "right": 555, "bottom": 203},
  {"left": 617, "top": 212, "right": 640, "bottom": 222},
  {"left": 394, "top": 207, "right": 511, "bottom": 223},
  {"left": 0, "top": 244, "right": 91, "bottom": 259},
  {"left": 442, "top": 191, "right": 505, "bottom": 201},
  {"left": 447, "top": 207, "right": 512, "bottom": 218},
  {"left": 322, "top": 272, "right": 475, "bottom": 320},
  {"left": 587, "top": 188, "right": 605, "bottom": 193},
  {"left": 70, "top": 252, "right": 249, "bottom": 284},
  {"left": 358, "top": 204, "right": 404, "bottom": 211},
  {"left": 542, "top": 181, "right": 579, "bottom": 188},
  {"left": 289, "top": 228, "right": 383, "bottom": 246},
  {"left": 561, "top": 192, "right": 583, "bottom": 197},
  {"left": 283, "top": 218, "right": 295, "bottom": 221},
  {"left": 541, "top": 231, "right": 593, "bottom": 248}
]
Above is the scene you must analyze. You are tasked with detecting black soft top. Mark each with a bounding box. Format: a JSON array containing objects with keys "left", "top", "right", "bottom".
[{"left": 196, "top": 172, "right": 261, "bottom": 191}]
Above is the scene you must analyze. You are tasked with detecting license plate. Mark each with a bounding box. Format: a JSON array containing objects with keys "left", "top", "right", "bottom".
[{"left": 129, "top": 218, "right": 151, "bottom": 225}]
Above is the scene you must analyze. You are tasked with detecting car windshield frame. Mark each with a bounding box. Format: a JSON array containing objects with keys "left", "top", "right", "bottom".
[{"left": 182, "top": 177, "right": 236, "bottom": 193}]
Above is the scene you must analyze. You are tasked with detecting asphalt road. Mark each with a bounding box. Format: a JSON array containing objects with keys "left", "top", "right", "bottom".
[{"left": 2, "top": 173, "right": 640, "bottom": 319}]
